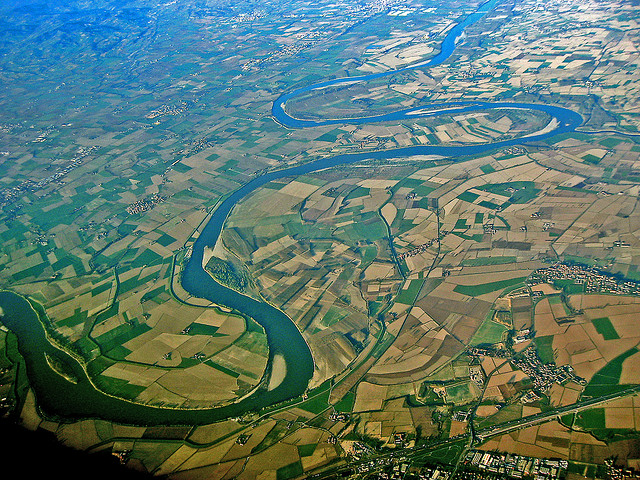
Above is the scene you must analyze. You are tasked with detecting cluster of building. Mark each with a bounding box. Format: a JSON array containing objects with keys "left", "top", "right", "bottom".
[
  {"left": 469, "top": 365, "right": 484, "bottom": 388},
  {"left": 468, "top": 345, "right": 511, "bottom": 360},
  {"left": 241, "top": 32, "right": 323, "bottom": 71},
  {"left": 32, "top": 129, "right": 53, "bottom": 143},
  {"left": 346, "top": 0, "right": 405, "bottom": 16},
  {"left": 605, "top": 458, "right": 640, "bottom": 479},
  {"left": 463, "top": 450, "right": 567, "bottom": 479},
  {"left": 231, "top": 11, "right": 266, "bottom": 22},
  {"left": 614, "top": 240, "right": 631, "bottom": 248},
  {"left": 358, "top": 136, "right": 387, "bottom": 150},
  {"left": 236, "top": 433, "right": 251, "bottom": 445},
  {"left": 527, "top": 262, "right": 640, "bottom": 296},
  {"left": 511, "top": 345, "right": 586, "bottom": 392},
  {"left": 78, "top": 220, "right": 110, "bottom": 241},
  {"left": 145, "top": 101, "right": 189, "bottom": 119},
  {"left": 468, "top": 338, "right": 584, "bottom": 404},
  {"left": 353, "top": 451, "right": 569, "bottom": 480},
  {"left": 0, "top": 366, "right": 13, "bottom": 415},
  {"left": 176, "top": 137, "right": 217, "bottom": 157},
  {"left": 126, "top": 193, "right": 165, "bottom": 215},
  {"left": 0, "top": 396, "right": 13, "bottom": 416},
  {"left": 0, "top": 146, "right": 96, "bottom": 207},
  {"left": 502, "top": 146, "right": 527, "bottom": 156},
  {"left": 398, "top": 241, "right": 434, "bottom": 260},
  {"left": 111, "top": 450, "right": 131, "bottom": 465},
  {"left": 398, "top": 230, "right": 448, "bottom": 261},
  {"left": 329, "top": 411, "right": 350, "bottom": 422},
  {"left": 348, "top": 441, "right": 376, "bottom": 460},
  {"left": 379, "top": 462, "right": 450, "bottom": 480},
  {"left": 512, "top": 328, "right": 534, "bottom": 345},
  {"left": 350, "top": 457, "right": 451, "bottom": 480},
  {"left": 453, "top": 409, "right": 472, "bottom": 422}
]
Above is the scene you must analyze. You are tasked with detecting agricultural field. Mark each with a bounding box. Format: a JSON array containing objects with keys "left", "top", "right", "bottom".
[
  {"left": 12, "top": 262, "right": 270, "bottom": 407},
  {"left": 5, "top": 105, "right": 640, "bottom": 477},
  {"left": 0, "top": 0, "right": 639, "bottom": 478}
]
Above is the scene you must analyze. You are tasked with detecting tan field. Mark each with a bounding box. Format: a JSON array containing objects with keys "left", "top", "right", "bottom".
[
  {"left": 353, "top": 382, "right": 388, "bottom": 412},
  {"left": 3, "top": 0, "right": 640, "bottom": 477}
]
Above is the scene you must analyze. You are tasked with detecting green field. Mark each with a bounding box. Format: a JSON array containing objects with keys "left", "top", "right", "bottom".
[
  {"left": 185, "top": 323, "right": 221, "bottom": 336},
  {"left": 582, "top": 153, "right": 601, "bottom": 164},
  {"left": 574, "top": 407, "right": 606, "bottom": 429},
  {"left": 534, "top": 335, "right": 555, "bottom": 364},
  {"left": 591, "top": 317, "right": 619, "bottom": 340},
  {"left": 475, "top": 181, "right": 540, "bottom": 204},
  {"left": 476, "top": 403, "right": 523, "bottom": 429},
  {"left": 321, "top": 306, "right": 350, "bottom": 327},
  {"left": 445, "top": 381, "right": 479, "bottom": 404},
  {"left": 453, "top": 277, "right": 526, "bottom": 297},
  {"left": 297, "top": 444, "right": 317, "bottom": 457},
  {"left": 395, "top": 279, "right": 424, "bottom": 305},
  {"left": 454, "top": 218, "right": 469, "bottom": 230},
  {"left": 457, "top": 191, "right": 479, "bottom": 203},
  {"left": 471, "top": 319, "right": 507, "bottom": 345},
  {"left": 333, "top": 391, "right": 356, "bottom": 413},
  {"left": 298, "top": 389, "right": 331, "bottom": 414},
  {"left": 581, "top": 347, "right": 639, "bottom": 399},
  {"left": 277, "top": 461, "right": 304, "bottom": 480}
]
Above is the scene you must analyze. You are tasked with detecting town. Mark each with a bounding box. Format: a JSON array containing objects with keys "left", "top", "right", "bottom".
[
  {"left": 528, "top": 262, "right": 640, "bottom": 296},
  {"left": 461, "top": 450, "right": 568, "bottom": 480}
]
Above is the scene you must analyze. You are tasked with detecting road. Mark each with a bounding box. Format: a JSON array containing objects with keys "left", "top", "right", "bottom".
[
  {"left": 475, "top": 384, "right": 640, "bottom": 441},
  {"left": 305, "top": 384, "right": 640, "bottom": 479}
]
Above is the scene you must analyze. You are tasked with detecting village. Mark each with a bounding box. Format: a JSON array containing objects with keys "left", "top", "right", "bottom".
[{"left": 528, "top": 263, "right": 640, "bottom": 297}]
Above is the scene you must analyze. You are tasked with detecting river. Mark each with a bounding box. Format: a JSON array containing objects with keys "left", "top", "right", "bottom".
[{"left": 0, "top": 0, "right": 582, "bottom": 425}]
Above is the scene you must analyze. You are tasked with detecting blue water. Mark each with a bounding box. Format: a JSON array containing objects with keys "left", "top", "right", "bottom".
[
  {"left": 0, "top": 0, "right": 583, "bottom": 424},
  {"left": 181, "top": 0, "right": 581, "bottom": 416}
]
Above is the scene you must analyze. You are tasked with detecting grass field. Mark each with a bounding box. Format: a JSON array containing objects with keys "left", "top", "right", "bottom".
[
  {"left": 454, "top": 277, "right": 527, "bottom": 297},
  {"left": 446, "top": 381, "right": 479, "bottom": 404},
  {"left": 475, "top": 181, "right": 540, "bottom": 205},
  {"left": 574, "top": 407, "right": 606, "bottom": 429},
  {"left": 534, "top": 335, "right": 555, "bottom": 364},
  {"left": 277, "top": 461, "right": 304, "bottom": 480},
  {"left": 476, "top": 403, "right": 523, "bottom": 429},
  {"left": 591, "top": 317, "right": 620, "bottom": 340},
  {"left": 396, "top": 279, "right": 424, "bottom": 305},
  {"left": 471, "top": 319, "right": 507, "bottom": 346},
  {"left": 298, "top": 390, "right": 331, "bottom": 414},
  {"left": 582, "top": 347, "right": 639, "bottom": 399},
  {"left": 333, "top": 391, "right": 356, "bottom": 413}
]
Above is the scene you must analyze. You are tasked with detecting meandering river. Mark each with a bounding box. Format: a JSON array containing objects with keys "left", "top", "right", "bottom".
[{"left": 0, "top": 0, "right": 582, "bottom": 425}]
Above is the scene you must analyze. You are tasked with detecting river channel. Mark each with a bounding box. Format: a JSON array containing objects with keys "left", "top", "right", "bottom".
[{"left": 0, "top": 0, "right": 582, "bottom": 425}]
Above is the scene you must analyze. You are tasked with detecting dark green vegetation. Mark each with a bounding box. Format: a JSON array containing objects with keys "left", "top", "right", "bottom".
[
  {"left": 478, "top": 181, "right": 540, "bottom": 204},
  {"left": 298, "top": 390, "right": 331, "bottom": 414},
  {"left": 591, "top": 317, "right": 620, "bottom": 340},
  {"left": 396, "top": 279, "right": 424, "bottom": 304},
  {"left": 205, "top": 256, "right": 254, "bottom": 294},
  {"left": 581, "top": 348, "right": 639, "bottom": 400},
  {"left": 453, "top": 277, "right": 526, "bottom": 297},
  {"left": 277, "top": 461, "right": 304, "bottom": 480},
  {"left": 471, "top": 319, "right": 507, "bottom": 345},
  {"left": 0, "top": 0, "right": 639, "bottom": 477},
  {"left": 534, "top": 335, "right": 556, "bottom": 364}
]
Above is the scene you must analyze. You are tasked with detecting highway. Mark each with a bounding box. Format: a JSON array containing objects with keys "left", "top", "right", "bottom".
[
  {"left": 304, "top": 384, "right": 640, "bottom": 479},
  {"left": 474, "top": 385, "right": 640, "bottom": 441}
]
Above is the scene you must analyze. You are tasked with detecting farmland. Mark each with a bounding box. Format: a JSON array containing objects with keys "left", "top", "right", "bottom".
[{"left": 0, "top": 0, "right": 639, "bottom": 477}]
